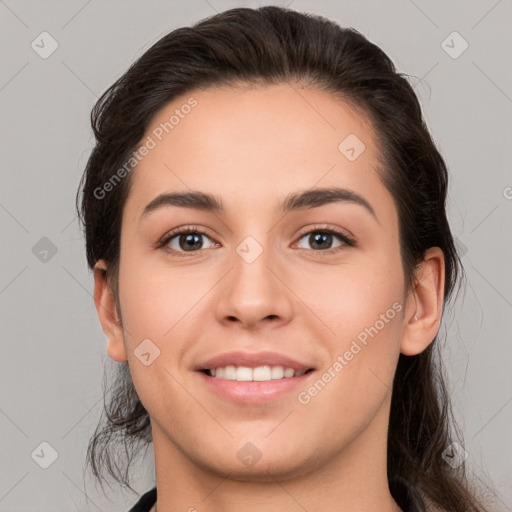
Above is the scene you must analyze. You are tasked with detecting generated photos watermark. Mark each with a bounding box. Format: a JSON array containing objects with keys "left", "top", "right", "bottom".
[
  {"left": 93, "top": 97, "right": 198, "bottom": 200},
  {"left": 297, "top": 301, "right": 403, "bottom": 405}
]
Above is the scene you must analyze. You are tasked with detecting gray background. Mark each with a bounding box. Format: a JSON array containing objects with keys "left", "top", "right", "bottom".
[{"left": 1, "top": 0, "right": 511, "bottom": 510}]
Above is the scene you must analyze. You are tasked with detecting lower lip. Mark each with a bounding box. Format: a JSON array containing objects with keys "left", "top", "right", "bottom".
[{"left": 196, "top": 371, "right": 314, "bottom": 405}]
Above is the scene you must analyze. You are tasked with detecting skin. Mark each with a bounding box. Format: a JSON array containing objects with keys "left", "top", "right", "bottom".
[{"left": 94, "top": 83, "right": 445, "bottom": 512}]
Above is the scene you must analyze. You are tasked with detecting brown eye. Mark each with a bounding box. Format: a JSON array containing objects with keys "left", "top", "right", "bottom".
[
  {"left": 295, "top": 228, "right": 355, "bottom": 253},
  {"left": 160, "top": 228, "right": 218, "bottom": 254}
]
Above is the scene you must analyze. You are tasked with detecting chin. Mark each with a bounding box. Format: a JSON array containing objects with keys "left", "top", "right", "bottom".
[{"left": 191, "top": 440, "right": 321, "bottom": 482}]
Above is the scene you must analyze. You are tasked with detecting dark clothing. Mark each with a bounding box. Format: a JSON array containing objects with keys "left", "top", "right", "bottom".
[
  {"left": 129, "top": 487, "right": 156, "bottom": 512},
  {"left": 389, "top": 475, "right": 426, "bottom": 511},
  {"left": 128, "top": 475, "right": 425, "bottom": 511}
]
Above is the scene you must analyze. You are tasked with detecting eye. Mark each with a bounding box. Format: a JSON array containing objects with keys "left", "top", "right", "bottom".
[
  {"left": 294, "top": 227, "right": 355, "bottom": 253},
  {"left": 157, "top": 225, "right": 355, "bottom": 257},
  {"left": 158, "top": 226, "right": 219, "bottom": 255}
]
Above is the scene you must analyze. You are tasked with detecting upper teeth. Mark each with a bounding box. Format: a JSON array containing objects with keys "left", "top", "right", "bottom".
[{"left": 209, "top": 365, "right": 306, "bottom": 381}]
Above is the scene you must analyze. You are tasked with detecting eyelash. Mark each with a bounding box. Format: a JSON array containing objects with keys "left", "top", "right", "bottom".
[{"left": 156, "top": 224, "right": 356, "bottom": 257}]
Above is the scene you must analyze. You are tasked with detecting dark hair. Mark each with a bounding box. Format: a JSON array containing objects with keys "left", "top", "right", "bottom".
[{"left": 77, "top": 6, "right": 495, "bottom": 510}]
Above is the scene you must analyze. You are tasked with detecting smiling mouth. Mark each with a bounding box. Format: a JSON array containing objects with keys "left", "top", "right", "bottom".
[{"left": 200, "top": 365, "right": 315, "bottom": 382}]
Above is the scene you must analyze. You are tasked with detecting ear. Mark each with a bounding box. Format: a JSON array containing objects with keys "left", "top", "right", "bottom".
[
  {"left": 93, "top": 260, "right": 127, "bottom": 363},
  {"left": 400, "top": 247, "right": 445, "bottom": 356}
]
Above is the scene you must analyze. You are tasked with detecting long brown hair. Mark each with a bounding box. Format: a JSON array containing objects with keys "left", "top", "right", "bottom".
[{"left": 77, "top": 6, "right": 495, "bottom": 510}]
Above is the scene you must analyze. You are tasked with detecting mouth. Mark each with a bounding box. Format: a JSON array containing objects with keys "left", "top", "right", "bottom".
[{"left": 194, "top": 351, "right": 317, "bottom": 404}]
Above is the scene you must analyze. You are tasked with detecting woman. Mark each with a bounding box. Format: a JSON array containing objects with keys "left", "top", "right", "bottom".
[{"left": 77, "top": 6, "right": 493, "bottom": 511}]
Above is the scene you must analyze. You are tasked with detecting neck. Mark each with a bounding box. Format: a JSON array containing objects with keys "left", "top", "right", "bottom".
[{"left": 150, "top": 395, "right": 401, "bottom": 512}]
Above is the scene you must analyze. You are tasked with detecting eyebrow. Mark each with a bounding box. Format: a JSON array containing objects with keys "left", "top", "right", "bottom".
[{"left": 140, "top": 187, "right": 377, "bottom": 222}]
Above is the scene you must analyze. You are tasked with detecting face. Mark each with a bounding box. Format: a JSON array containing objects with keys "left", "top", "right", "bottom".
[{"left": 100, "top": 83, "right": 418, "bottom": 480}]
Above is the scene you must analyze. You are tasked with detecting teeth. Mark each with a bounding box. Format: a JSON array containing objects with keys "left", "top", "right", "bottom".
[
  {"left": 207, "top": 365, "right": 307, "bottom": 381},
  {"left": 271, "top": 366, "right": 284, "bottom": 379},
  {"left": 253, "top": 365, "right": 271, "bottom": 381},
  {"left": 225, "top": 365, "right": 237, "bottom": 380},
  {"left": 236, "top": 366, "right": 253, "bottom": 381},
  {"left": 283, "top": 367, "right": 295, "bottom": 378}
]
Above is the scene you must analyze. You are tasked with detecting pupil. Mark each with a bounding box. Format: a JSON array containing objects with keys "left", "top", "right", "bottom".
[
  {"left": 181, "top": 233, "right": 202, "bottom": 251},
  {"left": 311, "top": 233, "right": 332, "bottom": 250}
]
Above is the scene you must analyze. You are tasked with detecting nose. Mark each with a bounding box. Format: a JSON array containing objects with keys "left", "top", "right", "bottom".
[{"left": 214, "top": 236, "right": 294, "bottom": 330}]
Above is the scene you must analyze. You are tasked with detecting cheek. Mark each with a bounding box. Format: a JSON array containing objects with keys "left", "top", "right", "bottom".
[
  {"left": 295, "top": 267, "right": 404, "bottom": 433},
  {"left": 302, "top": 252, "right": 404, "bottom": 342},
  {"left": 295, "top": 250, "right": 405, "bottom": 406},
  {"left": 118, "top": 254, "right": 202, "bottom": 344},
  {"left": 117, "top": 256, "right": 200, "bottom": 423}
]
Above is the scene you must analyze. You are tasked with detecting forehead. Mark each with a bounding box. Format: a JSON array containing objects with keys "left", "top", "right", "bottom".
[{"left": 122, "top": 83, "right": 393, "bottom": 224}]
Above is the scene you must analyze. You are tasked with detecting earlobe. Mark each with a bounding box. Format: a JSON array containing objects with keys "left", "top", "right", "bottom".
[
  {"left": 400, "top": 247, "right": 445, "bottom": 356},
  {"left": 93, "top": 260, "right": 127, "bottom": 363}
]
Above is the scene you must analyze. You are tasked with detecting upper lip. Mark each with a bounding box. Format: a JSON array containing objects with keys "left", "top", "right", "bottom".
[{"left": 194, "top": 351, "right": 315, "bottom": 372}]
